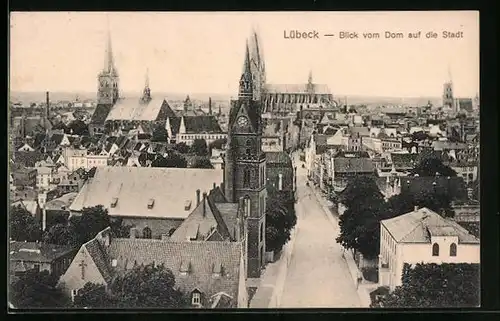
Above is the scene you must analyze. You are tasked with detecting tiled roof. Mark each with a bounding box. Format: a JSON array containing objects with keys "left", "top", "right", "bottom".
[
  {"left": 183, "top": 116, "right": 223, "bottom": 134},
  {"left": 334, "top": 151, "right": 370, "bottom": 158},
  {"left": 432, "top": 141, "right": 468, "bottom": 151},
  {"left": 84, "top": 238, "right": 113, "bottom": 283},
  {"left": 265, "top": 83, "right": 331, "bottom": 94},
  {"left": 401, "top": 176, "right": 467, "bottom": 201},
  {"left": 106, "top": 98, "right": 167, "bottom": 121},
  {"left": 265, "top": 152, "right": 292, "bottom": 167},
  {"left": 11, "top": 200, "right": 39, "bottom": 216},
  {"left": 69, "top": 167, "right": 224, "bottom": 219},
  {"left": 391, "top": 152, "right": 419, "bottom": 168},
  {"left": 45, "top": 192, "right": 78, "bottom": 211},
  {"left": 214, "top": 203, "right": 239, "bottom": 239},
  {"left": 170, "top": 196, "right": 220, "bottom": 242},
  {"left": 9, "top": 241, "right": 75, "bottom": 263},
  {"left": 13, "top": 151, "right": 44, "bottom": 167},
  {"left": 107, "top": 238, "right": 243, "bottom": 304},
  {"left": 333, "top": 157, "right": 375, "bottom": 173},
  {"left": 90, "top": 104, "right": 113, "bottom": 124},
  {"left": 381, "top": 207, "right": 479, "bottom": 244},
  {"left": 348, "top": 126, "right": 370, "bottom": 137}
]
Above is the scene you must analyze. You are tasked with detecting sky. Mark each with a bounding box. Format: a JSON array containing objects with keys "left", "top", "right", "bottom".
[{"left": 10, "top": 11, "right": 479, "bottom": 98}]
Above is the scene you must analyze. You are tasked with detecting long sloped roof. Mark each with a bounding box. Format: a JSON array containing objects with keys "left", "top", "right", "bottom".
[{"left": 69, "top": 166, "right": 224, "bottom": 219}]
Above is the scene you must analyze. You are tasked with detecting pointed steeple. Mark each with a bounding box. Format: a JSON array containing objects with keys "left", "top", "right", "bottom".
[
  {"left": 141, "top": 68, "right": 151, "bottom": 103},
  {"left": 447, "top": 64, "right": 452, "bottom": 84},
  {"left": 104, "top": 18, "right": 117, "bottom": 75},
  {"left": 238, "top": 41, "right": 253, "bottom": 99},
  {"left": 307, "top": 70, "right": 314, "bottom": 94}
]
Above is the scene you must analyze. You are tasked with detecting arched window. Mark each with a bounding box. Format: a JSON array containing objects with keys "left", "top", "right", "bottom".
[
  {"left": 449, "top": 243, "right": 457, "bottom": 256},
  {"left": 432, "top": 243, "right": 439, "bottom": 256},
  {"left": 143, "top": 227, "right": 152, "bottom": 239},
  {"left": 243, "top": 169, "right": 250, "bottom": 188}
]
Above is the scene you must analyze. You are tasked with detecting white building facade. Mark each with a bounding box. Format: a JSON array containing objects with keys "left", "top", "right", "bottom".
[{"left": 379, "top": 207, "right": 480, "bottom": 291}]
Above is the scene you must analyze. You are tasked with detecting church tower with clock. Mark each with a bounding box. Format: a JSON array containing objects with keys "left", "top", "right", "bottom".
[
  {"left": 224, "top": 41, "right": 267, "bottom": 278},
  {"left": 97, "top": 28, "right": 119, "bottom": 105}
]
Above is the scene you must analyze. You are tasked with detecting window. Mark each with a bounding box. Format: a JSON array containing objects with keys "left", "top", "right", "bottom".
[
  {"left": 143, "top": 227, "right": 152, "bottom": 239},
  {"left": 432, "top": 243, "right": 440, "bottom": 256},
  {"left": 260, "top": 222, "right": 264, "bottom": 242},
  {"left": 450, "top": 243, "right": 457, "bottom": 256},
  {"left": 33, "top": 264, "right": 40, "bottom": 272},
  {"left": 192, "top": 292, "right": 201, "bottom": 305},
  {"left": 243, "top": 169, "right": 250, "bottom": 188}
]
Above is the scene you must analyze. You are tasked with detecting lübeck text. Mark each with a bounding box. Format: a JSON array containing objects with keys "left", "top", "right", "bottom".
[{"left": 283, "top": 30, "right": 320, "bottom": 39}]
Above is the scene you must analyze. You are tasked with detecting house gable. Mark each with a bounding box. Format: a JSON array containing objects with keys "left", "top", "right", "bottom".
[{"left": 58, "top": 246, "right": 107, "bottom": 295}]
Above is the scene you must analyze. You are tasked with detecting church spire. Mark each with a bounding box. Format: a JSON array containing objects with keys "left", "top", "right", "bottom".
[
  {"left": 308, "top": 70, "right": 313, "bottom": 85},
  {"left": 141, "top": 68, "right": 151, "bottom": 103},
  {"left": 104, "top": 18, "right": 117, "bottom": 75},
  {"left": 238, "top": 41, "right": 253, "bottom": 99}
]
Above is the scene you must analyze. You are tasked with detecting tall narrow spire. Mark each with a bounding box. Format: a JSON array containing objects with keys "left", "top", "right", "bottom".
[
  {"left": 238, "top": 41, "right": 253, "bottom": 99},
  {"left": 145, "top": 68, "right": 150, "bottom": 89},
  {"left": 104, "top": 17, "right": 116, "bottom": 74},
  {"left": 447, "top": 64, "right": 452, "bottom": 84},
  {"left": 308, "top": 70, "right": 313, "bottom": 85}
]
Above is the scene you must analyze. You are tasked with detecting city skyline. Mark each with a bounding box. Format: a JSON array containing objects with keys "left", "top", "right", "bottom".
[{"left": 10, "top": 11, "right": 479, "bottom": 98}]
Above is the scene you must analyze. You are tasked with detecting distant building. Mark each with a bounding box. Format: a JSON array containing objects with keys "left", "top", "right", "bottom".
[
  {"left": 58, "top": 228, "right": 248, "bottom": 308},
  {"left": 265, "top": 151, "right": 295, "bottom": 199},
  {"left": 12, "top": 167, "right": 37, "bottom": 188},
  {"left": 69, "top": 166, "right": 224, "bottom": 239},
  {"left": 165, "top": 115, "right": 226, "bottom": 146},
  {"left": 9, "top": 241, "right": 77, "bottom": 282},
  {"left": 378, "top": 207, "right": 480, "bottom": 291}
]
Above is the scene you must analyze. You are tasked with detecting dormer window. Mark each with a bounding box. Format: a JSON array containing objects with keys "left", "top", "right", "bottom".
[
  {"left": 110, "top": 197, "right": 118, "bottom": 208},
  {"left": 184, "top": 200, "right": 192, "bottom": 211},
  {"left": 180, "top": 261, "right": 190, "bottom": 276},
  {"left": 147, "top": 199, "right": 155, "bottom": 209},
  {"left": 192, "top": 292, "right": 201, "bottom": 306}
]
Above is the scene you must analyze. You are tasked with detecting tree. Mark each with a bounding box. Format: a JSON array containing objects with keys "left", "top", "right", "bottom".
[
  {"left": 73, "top": 283, "right": 114, "bottom": 308},
  {"left": 336, "top": 176, "right": 389, "bottom": 259},
  {"left": 10, "top": 270, "right": 71, "bottom": 308},
  {"left": 71, "top": 205, "right": 112, "bottom": 246},
  {"left": 208, "top": 137, "right": 227, "bottom": 150},
  {"left": 376, "top": 263, "right": 480, "bottom": 308},
  {"left": 174, "top": 142, "right": 190, "bottom": 154},
  {"left": 265, "top": 192, "right": 297, "bottom": 253},
  {"left": 192, "top": 157, "right": 214, "bottom": 169},
  {"left": 411, "top": 131, "right": 429, "bottom": 141},
  {"left": 10, "top": 205, "right": 41, "bottom": 242},
  {"left": 151, "top": 153, "right": 188, "bottom": 168},
  {"left": 411, "top": 156, "right": 457, "bottom": 177},
  {"left": 190, "top": 139, "right": 208, "bottom": 156},
  {"left": 109, "top": 263, "right": 187, "bottom": 308},
  {"left": 43, "top": 205, "right": 129, "bottom": 248},
  {"left": 42, "top": 223, "right": 77, "bottom": 247},
  {"left": 67, "top": 120, "right": 89, "bottom": 136},
  {"left": 151, "top": 126, "right": 168, "bottom": 143}
]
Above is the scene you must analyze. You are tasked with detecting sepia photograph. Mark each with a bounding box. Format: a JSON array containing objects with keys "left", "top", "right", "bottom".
[{"left": 8, "top": 11, "right": 480, "bottom": 310}]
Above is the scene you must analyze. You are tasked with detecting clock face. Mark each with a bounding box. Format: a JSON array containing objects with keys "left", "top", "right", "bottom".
[{"left": 237, "top": 116, "right": 249, "bottom": 127}]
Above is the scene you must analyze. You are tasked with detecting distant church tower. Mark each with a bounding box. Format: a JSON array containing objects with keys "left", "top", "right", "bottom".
[
  {"left": 97, "top": 26, "right": 119, "bottom": 105},
  {"left": 141, "top": 68, "right": 152, "bottom": 103},
  {"left": 442, "top": 66, "right": 454, "bottom": 109},
  {"left": 224, "top": 41, "right": 267, "bottom": 278},
  {"left": 248, "top": 28, "right": 267, "bottom": 101}
]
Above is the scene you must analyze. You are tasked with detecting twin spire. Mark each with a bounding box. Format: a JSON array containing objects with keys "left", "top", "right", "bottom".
[{"left": 238, "top": 41, "right": 253, "bottom": 98}]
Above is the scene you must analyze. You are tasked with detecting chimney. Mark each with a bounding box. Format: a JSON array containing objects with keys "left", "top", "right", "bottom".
[
  {"left": 202, "top": 192, "right": 207, "bottom": 217},
  {"left": 414, "top": 205, "right": 419, "bottom": 212},
  {"left": 196, "top": 189, "right": 201, "bottom": 206},
  {"left": 213, "top": 182, "right": 216, "bottom": 190},
  {"left": 46, "top": 91, "right": 50, "bottom": 119}
]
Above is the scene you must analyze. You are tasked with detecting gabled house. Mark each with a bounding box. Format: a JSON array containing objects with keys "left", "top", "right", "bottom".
[
  {"left": 58, "top": 227, "right": 249, "bottom": 308},
  {"left": 10, "top": 241, "right": 77, "bottom": 282}
]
